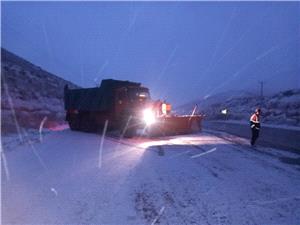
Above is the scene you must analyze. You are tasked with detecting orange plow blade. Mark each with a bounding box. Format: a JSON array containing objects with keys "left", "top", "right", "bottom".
[{"left": 147, "top": 115, "right": 202, "bottom": 137}]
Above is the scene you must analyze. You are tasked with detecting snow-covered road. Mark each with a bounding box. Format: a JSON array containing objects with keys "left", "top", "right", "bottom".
[{"left": 2, "top": 129, "right": 300, "bottom": 225}]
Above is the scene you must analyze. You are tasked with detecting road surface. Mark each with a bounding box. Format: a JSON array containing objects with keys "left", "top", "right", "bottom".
[{"left": 2, "top": 129, "right": 300, "bottom": 224}]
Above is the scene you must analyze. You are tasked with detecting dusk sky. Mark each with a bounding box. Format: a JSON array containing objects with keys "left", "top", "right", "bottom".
[{"left": 2, "top": 1, "right": 300, "bottom": 106}]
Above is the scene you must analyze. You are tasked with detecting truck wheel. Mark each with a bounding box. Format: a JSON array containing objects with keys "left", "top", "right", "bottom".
[
  {"left": 120, "top": 114, "right": 136, "bottom": 138},
  {"left": 80, "top": 115, "right": 96, "bottom": 133},
  {"left": 69, "top": 118, "right": 79, "bottom": 131},
  {"left": 67, "top": 112, "right": 82, "bottom": 131},
  {"left": 123, "top": 127, "right": 136, "bottom": 138}
]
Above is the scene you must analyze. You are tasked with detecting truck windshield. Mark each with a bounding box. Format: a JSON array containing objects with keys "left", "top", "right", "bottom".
[{"left": 128, "top": 88, "right": 150, "bottom": 100}]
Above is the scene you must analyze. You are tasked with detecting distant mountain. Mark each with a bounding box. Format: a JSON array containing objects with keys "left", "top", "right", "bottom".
[
  {"left": 176, "top": 90, "right": 255, "bottom": 114},
  {"left": 176, "top": 89, "right": 300, "bottom": 126},
  {"left": 1, "top": 48, "right": 79, "bottom": 134}
]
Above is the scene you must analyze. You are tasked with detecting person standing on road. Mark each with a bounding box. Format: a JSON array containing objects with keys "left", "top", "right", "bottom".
[{"left": 250, "top": 108, "right": 261, "bottom": 146}]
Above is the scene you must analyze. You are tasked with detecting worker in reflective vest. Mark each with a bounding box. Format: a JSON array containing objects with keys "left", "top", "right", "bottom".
[{"left": 250, "top": 108, "right": 261, "bottom": 146}]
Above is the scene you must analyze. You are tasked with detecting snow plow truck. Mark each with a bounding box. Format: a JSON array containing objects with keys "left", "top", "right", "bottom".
[{"left": 64, "top": 79, "right": 202, "bottom": 137}]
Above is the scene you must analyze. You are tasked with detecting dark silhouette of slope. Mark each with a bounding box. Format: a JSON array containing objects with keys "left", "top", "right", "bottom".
[{"left": 1, "top": 48, "right": 80, "bottom": 134}]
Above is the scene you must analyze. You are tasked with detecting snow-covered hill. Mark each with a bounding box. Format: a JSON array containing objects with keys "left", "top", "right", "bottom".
[
  {"left": 1, "top": 48, "right": 79, "bottom": 134},
  {"left": 177, "top": 89, "right": 300, "bottom": 127}
]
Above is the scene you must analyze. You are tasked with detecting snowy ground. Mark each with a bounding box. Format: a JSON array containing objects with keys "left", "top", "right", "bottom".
[{"left": 1, "top": 129, "right": 300, "bottom": 225}]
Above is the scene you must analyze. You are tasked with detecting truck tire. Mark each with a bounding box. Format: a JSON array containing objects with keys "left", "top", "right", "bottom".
[
  {"left": 69, "top": 116, "right": 80, "bottom": 131},
  {"left": 79, "top": 113, "right": 96, "bottom": 132},
  {"left": 120, "top": 114, "right": 136, "bottom": 138},
  {"left": 123, "top": 127, "right": 136, "bottom": 138}
]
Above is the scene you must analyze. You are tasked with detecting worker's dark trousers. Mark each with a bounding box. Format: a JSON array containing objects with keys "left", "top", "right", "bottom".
[{"left": 251, "top": 128, "right": 260, "bottom": 146}]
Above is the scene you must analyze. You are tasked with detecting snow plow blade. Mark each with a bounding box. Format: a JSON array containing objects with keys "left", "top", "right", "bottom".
[{"left": 147, "top": 115, "right": 202, "bottom": 137}]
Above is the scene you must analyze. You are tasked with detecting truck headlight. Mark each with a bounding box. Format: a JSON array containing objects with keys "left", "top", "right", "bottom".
[{"left": 143, "top": 109, "right": 156, "bottom": 126}]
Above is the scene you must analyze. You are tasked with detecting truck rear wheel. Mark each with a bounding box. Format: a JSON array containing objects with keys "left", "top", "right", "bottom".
[
  {"left": 123, "top": 127, "right": 136, "bottom": 138},
  {"left": 68, "top": 116, "right": 80, "bottom": 131}
]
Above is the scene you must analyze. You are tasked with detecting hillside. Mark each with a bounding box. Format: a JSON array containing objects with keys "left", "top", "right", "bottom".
[
  {"left": 1, "top": 48, "right": 79, "bottom": 134},
  {"left": 177, "top": 89, "right": 300, "bottom": 127}
]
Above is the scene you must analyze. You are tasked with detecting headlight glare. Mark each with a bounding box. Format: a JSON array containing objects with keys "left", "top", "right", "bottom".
[{"left": 143, "top": 109, "right": 156, "bottom": 125}]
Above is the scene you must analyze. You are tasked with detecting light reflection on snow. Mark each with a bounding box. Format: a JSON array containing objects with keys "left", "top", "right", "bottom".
[
  {"left": 138, "top": 135, "right": 227, "bottom": 149},
  {"left": 48, "top": 124, "right": 69, "bottom": 131}
]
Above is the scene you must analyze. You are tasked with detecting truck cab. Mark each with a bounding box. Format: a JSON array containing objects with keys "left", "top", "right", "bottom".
[{"left": 115, "top": 86, "right": 151, "bottom": 115}]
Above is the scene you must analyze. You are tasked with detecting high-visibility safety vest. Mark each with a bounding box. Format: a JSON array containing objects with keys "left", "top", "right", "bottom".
[{"left": 250, "top": 113, "right": 260, "bottom": 129}]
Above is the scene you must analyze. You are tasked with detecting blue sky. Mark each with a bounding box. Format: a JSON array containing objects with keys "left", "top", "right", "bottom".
[{"left": 2, "top": 1, "right": 300, "bottom": 105}]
